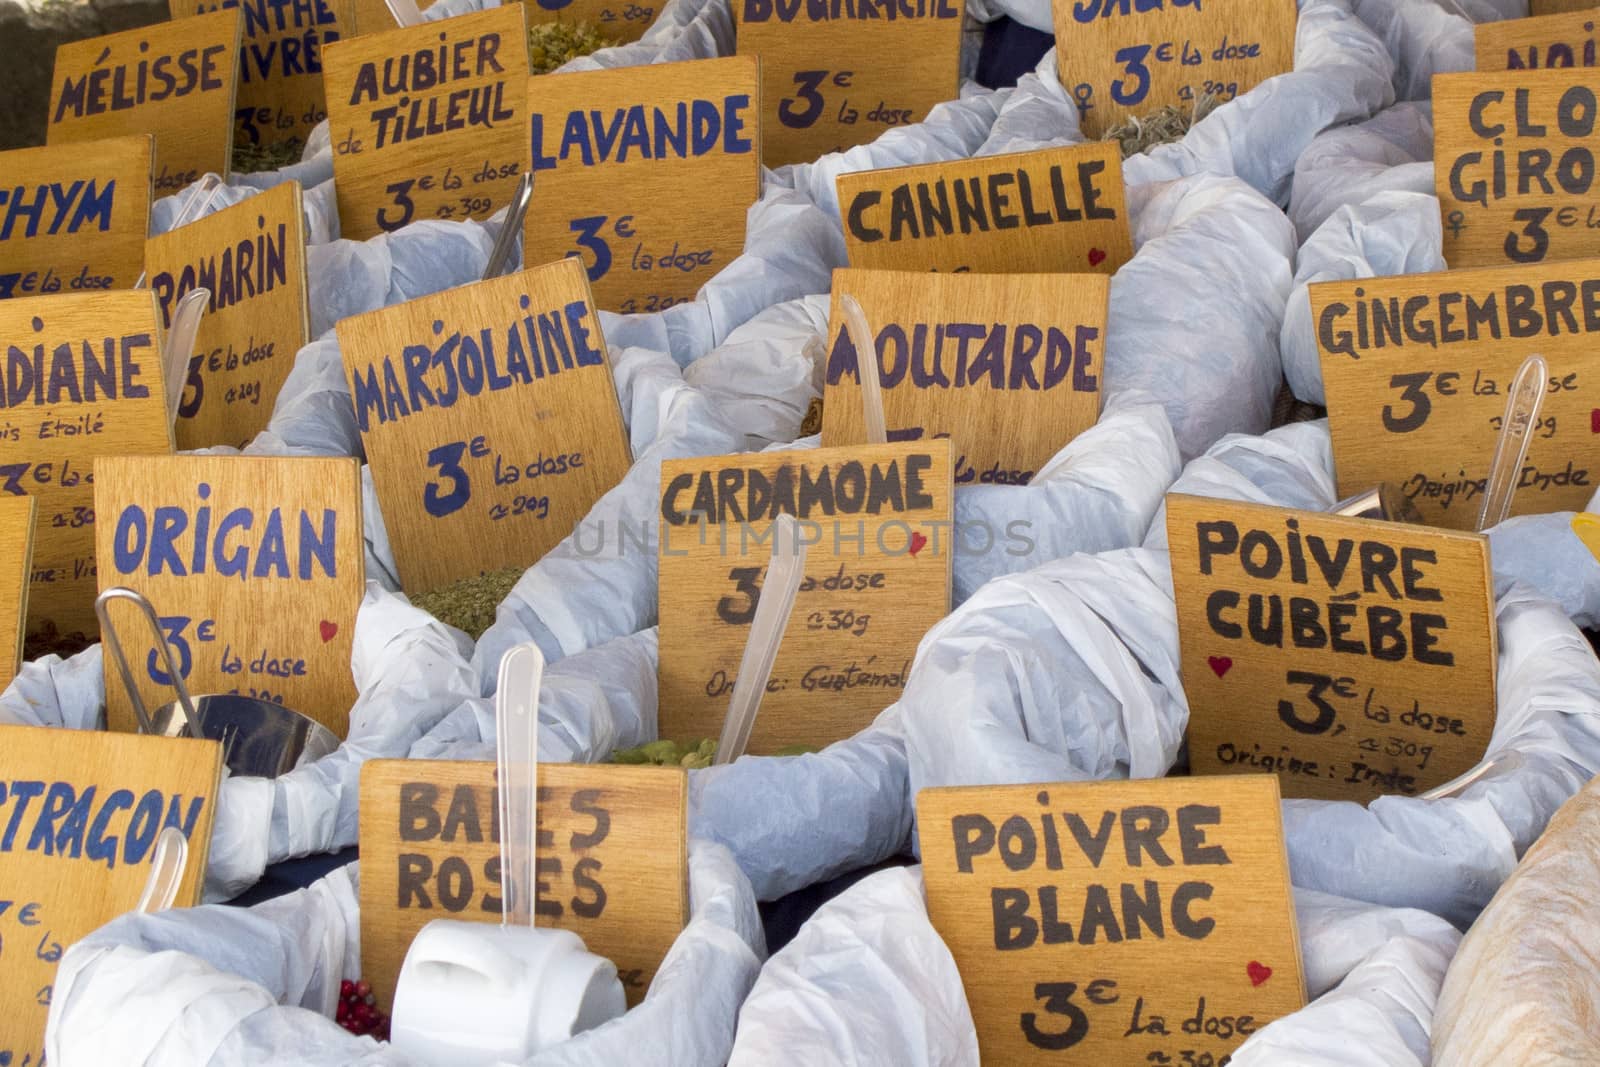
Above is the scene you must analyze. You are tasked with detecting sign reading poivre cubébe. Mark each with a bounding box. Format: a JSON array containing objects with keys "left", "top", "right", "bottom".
[
  {"left": 918, "top": 775, "right": 1305, "bottom": 1065},
  {"left": 1165, "top": 494, "right": 1497, "bottom": 802},
  {"left": 0, "top": 497, "right": 36, "bottom": 691}
]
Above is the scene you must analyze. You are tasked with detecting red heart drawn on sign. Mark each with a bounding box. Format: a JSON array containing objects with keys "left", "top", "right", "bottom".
[
  {"left": 1088, "top": 248, "right": 1108, "bottom": 267},
  {"left": 319, "top": 620, "right": 338, "bottom": 643},
  {"left": 1207, "top": 655, "right": 1232, "bottom": 678},
  {"left": 1247, "top": 961, "right": 1272, "bottom": 987},
  {"left": 909, "top": 532, "right": 929, "bottom": 557},
  {"left": 1591, "top": 409, "right": 1600, "bottom": 434}
]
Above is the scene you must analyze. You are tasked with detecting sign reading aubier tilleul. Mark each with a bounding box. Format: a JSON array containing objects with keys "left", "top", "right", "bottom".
[
  {"left": 0, "top": 497, "right": 36, "bottom": 691},
  {"left": 170, "top": 0, "right": 355, "bottom": 153},
  {"left": 0, "top": 136, "right": 153, "bottom": 301},
  {"left": 1052, "top": 0, "right": 1297, "bottom": 139},
  {"left": 358, "top": 759, "right": 689, "bottom": 1013},
  {"left": 1475, "top": 7, "right": 1600, "bottom": 73},
  {"left": 1165, "top": 495, "right": 1497, "bottom": 803},
  {"left": 1434, "top": 68, "right": 1600, "bottom": 267},
  {"left": 821, "top": 269, "right": 1108, "bottom": 486},
  {"left": 47, "top": 10, "right": 243, "bottom": 196},
  {"left": 337, "top": 257, "right": 631, "bottom": 594},
  {"left": 0, "top": 723, "right": 222, "bottom": 1063},
  {"left": 321, "top": 4, "right": 530, "bottom": 240},
  {"left": 143, "top": 179, "right": 310, "bottom": 450},
  {"left": 657, "top": 441, "right": 953, "bottom": 752},
  {"left": 734, "top": 0, "right": 961, "bottom": 168},
  {"left": 526, "top": 56, "right": 760, "bottom": 314},
  {"left": 2, "top": 292, "right": 174, "bottom": 642},
  {"left": 1310, "top": 260, "right": 1600, "bottom": 528},
  {"left": 918, "top": 775, "right": 1305, "bottom": 1065},
  {"left": 94, "top": 454, "right": 364, "bottom": 737},
  {"left": 834, "top": 141, "right": 1133, "bottom": 276}
]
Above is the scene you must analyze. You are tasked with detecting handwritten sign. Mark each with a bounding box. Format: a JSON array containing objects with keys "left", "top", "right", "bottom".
[
  {"left": 1310, "top": 260, "right": 1600, "bottom": 527},
  {"left": 0, "top": 136, "right": 152, "bottom": 301},
  {"left": 322, "top": 4, "right": 530, "bottom": 240},
  {"left": 525, "top": 56, "right": 760, "bottom": 314},
  {"left": 1166, "top": 494, "right": 1497, "bottom": 801},
  {"left": 1476, "top": 8, "right": 1600, "bottom": 73},
  {"left": 734, "top": 0, "right": 961, "bottom": 168},
  {"left": 835, "top": 142, "right": 1132, "bottom": 276},
  {"left": 359, "top": 759, "right": 688, "bottom": 1012},
  {"left": 170, "top": 0, "right": 355, "bottom": 152},
  {"left": 93, "top": 454, "right": 363, "bottom": 736},
  {"left": 657, "top": 441, "right": 952, "bottom": 752},
  {"left": 918, "top": 775, "right": 1305, "bottom": 1065},
  {"left": 1435, "top": 68, "right": 1600, "bottom": 267},
  {"left": 337, "top": 257, "right": 631, "bottom": 594},
  {"left": 821, "top": 268, "right": 1107, "bottom": 486},
  {"left": 2, "top": 292, "right": 174, "bottom": 641},
  {"left": 0, "top": 723, "right": 221, "bottom": 1063},
  {"left": 143, "top": 180, "right": 310, "bottom": 450},
  {"left": 47, "top": 10, "right": 243, "bottom": 196},
  {"left": 0, "top": 497, "right": 35, "bottom": 691}
]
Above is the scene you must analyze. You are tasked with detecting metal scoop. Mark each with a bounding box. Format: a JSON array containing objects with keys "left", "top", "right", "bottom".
[{"left": 482, "top": 173, "right": 536, "bottom": 282}]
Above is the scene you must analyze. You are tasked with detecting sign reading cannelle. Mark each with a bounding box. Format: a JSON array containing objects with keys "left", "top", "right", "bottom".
[{"left": 0, "top": 497, "right": 36, "bottom": 691}]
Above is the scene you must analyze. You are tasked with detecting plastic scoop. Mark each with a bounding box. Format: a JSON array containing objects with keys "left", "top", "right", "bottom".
[
  {"left": 133, "top": 175, "right": 225, "bottom": 289},
  {"left": 840, "top": 294, "right": 887, "bottom": 445},
  {"left": 496, "top": 641, "right": 544, "bottom": 928},
  {"left": 163, "top": 288, "right": 211, "bottom": 424},
  {"left": 384, "top": 0, "right": 424, "bottom": 28},
  {"left": 482, "top": 173, "right": 535, "bottom": 282},
  {"left": 1475, "top": 353, "right": 1548, "bottom": 532},
  {"left": 1420, "top": 752, "right": 1524, "bottom": 801},
  {"left": 135, "top": 826, "right": 189, "bottom": 914},
  {"left": 714, "top": 514, "right": 809, "bottom": 765}
]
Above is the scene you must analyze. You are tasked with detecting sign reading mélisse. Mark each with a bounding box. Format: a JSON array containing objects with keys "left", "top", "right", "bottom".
[
  {"left": 322, "top": 4, "right": 530, "bottom": 240},
  {"left": 0, "top": 136, "right": 152, "bottom": 301},
  {"left": 918, "top": 776, "right": 1305, "bottom": 1065},
  {"left": 1166, "top": 494, "right": 1497, "bottom": 802},
  {"left": 337, "top": 257, "right": 631, "bottom": 594},
  {"left": 821, "top": 269, "right": 1107, "bottom": 486},
  {"left": 526, "top": 56, "right": 760, "bottom": 314},
  {"left": 1310, "top": 260, "right": 1600, "bottom": 528}
]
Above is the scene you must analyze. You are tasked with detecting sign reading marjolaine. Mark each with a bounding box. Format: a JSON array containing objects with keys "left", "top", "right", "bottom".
[{"left": 0, "top": 497, "right": 36, "bottom": 691}]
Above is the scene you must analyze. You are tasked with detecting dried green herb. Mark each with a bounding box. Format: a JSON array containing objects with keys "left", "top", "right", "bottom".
[
  {"left": 410, "top": 565, "right": 523, "bottom": 639},
  {"left": 612, "top": 737, "right": 718, "bottom": 768},
  {"left": 1102, "top": 93, "right": 1222, "bottom": 160},
  {"left": 232, "top": 138, "right": 305, "bottom": 174},
  {"left": 527, "top": 21, "right": 613, "bottom": 75}
]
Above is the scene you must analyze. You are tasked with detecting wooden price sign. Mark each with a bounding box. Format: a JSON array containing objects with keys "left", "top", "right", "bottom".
[
  {"left": 1435, "top": 68, "right": 1600, "bottom": 267},
  {"left": 821, "top": 268, "right": 1107, "bottom": 486},
  {"left": 337, "top": 257, "right": 631, "bottom": 594},
  {"left": 322, "top": 4, "right": 531, "bottom": 240},
  {"left": 47, "top": 10, "right": 243, "bottom": 197},
  {"left": 143, "top": 180, "right": 310, "bottom": 450},
  {"left": 918, "top": 776, "right": 1305, "bottom": 1065},
  {"left": 0, "top": 497, "right": 36, "bottom": 691},
  {"left": 525, "top": 56, "right": 760, "bottom": 314},
  {"left": 2, "top": 292, "right": 174, "bottom": 642},
  {"left": 734, "top": 0, "right": 961, "bottom": 168},
  {"left": 1052, "top": 0, "right": 1297, "bottom": 139},
  {"left": 1166, "top": 494, "right": 1497, "bottom": 802},
  {"left": 0, "top": 723, "right": 221, "bottom": 1063},
  {"left": 1310, "top": 260, "right": 1600, "bottom": 528},
  {"left": 0, "top": 136, "right": 153, "bottom": 301},
  {"left": 1476, "top": 8, "right": 1600, "bottom": 73},
  {"left": 170, "top": 0, "right": 355, "bottom": 152},
  {"left": 94, "top": 454, "right": 364, "bottom": 737},
  {"left": 657, "top": 441, "right": 952, "bottom": 752},
  {"left": 835, "top": 142, "right": 1133, "bottom": 276},
  {"left": 1532, "top": 0, "right": 1598, "bottom": 15},
  {"left": 358, "top": 759, "right": 689, "bottom": 1012}
]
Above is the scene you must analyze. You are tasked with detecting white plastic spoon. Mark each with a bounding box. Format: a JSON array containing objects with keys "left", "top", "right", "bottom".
[
  {"left": 1475, "top": 353, "right": 1548, "bottom": 532},
  {"left": 384, "top": 0, "right": 425, "bottom": 28},
  {"left": 133, "top": 175, "right": 226, "bottom": 289},
  {"left": 840, "top": 294, "right": 887, "bottom": 445},
  {"left": 135, "top": 826, "right": 189, "bottom": 914},
  {"left": 496, "top": 642, "right": 544, "bottom": 928},
  {"left": 163, "top": 288, "right": 211, "bottom": 426}
]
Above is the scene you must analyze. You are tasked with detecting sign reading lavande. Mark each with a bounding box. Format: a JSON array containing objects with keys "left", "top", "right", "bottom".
[
  {"left": 735, "top": 0, "right": 961, "bottom": 168},
  {"left": 2, "top": 292, "right": 174, "bottom": 642},
  {"left": 919, "top": 776, "right": 1305, "bottom": 1065},
  {"left": 1052, "top": 0, "right": 1297, "bottom": 139},
  {"left": 359, "top": 759, "right": 688, "bottom": 1013},
  {"left": 143, "top": 180, "right": 310, "bottom": 450},
  {"left": 322, "top": 4, "right": 530, "bottom": 240},
  {"left": 170, "top": 0, "right": 354, "bottom": 153},
  {"left": 1475, "top": 8, "right": 1600, "bottom": 73},
  {"left": 657, "top": 441, "right": 953, "bottom": 752},
  {"left": 0, "top": 136, "right": 153, "bottom": 301},
  {"left": 1310, "top": 260, "right": 1600, "bottom": 528},
  {"left": 835, "top": 142, "right": 1132, "bottom": 276},
  {"left": 47, "top": 10, "right": 243, "bottom": 196},
  {"left": 94, "top": 454, "right": 364, "bottom": 737},
  {"left": 1166, "top": 494, "right": 1497, "bottom": 802},
  {"left": 526, "top": 56, "right": 760, "bottom": 314},
  {"left": 0, "top": 497, "right": 36, "bottom": 691},
  {"left": 1435, "top": 68, "right": 1600, "bottom": 267},
  {"left": 337, "top": 257, "right": 632, "bottom": 594},
  {"left": 822, "top": 269, "right": 1107, "bottom": 486},
  {"left": 0, "top": 723, "right": 222, "bottom": 1064}
]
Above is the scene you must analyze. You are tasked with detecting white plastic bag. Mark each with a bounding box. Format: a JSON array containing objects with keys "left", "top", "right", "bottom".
[{"left": 1288, "top": 101, "right": 1435, "bottom": 241}]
